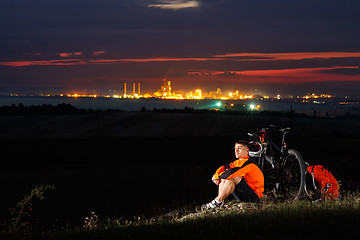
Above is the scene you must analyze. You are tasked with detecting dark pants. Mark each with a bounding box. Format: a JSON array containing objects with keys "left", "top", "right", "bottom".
[{"left": 232, "top": 180, "right": 260, "bottom": 203}]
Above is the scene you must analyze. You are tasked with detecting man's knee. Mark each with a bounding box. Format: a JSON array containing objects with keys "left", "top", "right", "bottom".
[
  {"left": 232, "top": 176, "right": 242, "bottom": 185},
  {"left": 220, "top": 177, "right": 241, "bottom": 186}
]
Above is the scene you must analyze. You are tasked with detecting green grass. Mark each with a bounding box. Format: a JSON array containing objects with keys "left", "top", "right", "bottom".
[{"left": 3, "top": 192, "right": 359, "bottom": 240}]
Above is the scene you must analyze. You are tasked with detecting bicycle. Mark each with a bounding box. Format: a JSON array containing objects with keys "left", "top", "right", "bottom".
[{"left": 247, "top": 126, "right": 306, "bottom": 200}]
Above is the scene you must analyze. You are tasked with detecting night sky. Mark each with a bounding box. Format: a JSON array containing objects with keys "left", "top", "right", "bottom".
[{"left": 1, "top": 0, "right": 360, "bottom": 95}]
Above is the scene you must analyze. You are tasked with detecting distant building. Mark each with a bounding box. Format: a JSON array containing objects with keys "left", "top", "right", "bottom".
[
  {"left": 161, "top": 78, "right": 171, "bottom": 96},
  {"left": 193, "top": 89, "right": 202, "bottom": 99},
  {"left": 154, "top": 78, "right": 172, "bottom": 98},
  {"left": 123, "top": 82, "right": 141, "bottom": 98}
]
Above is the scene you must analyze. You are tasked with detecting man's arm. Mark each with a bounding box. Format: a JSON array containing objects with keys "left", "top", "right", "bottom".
[
  {"left": 213, "top": 165, "right": 226, "bottom": 179},
  {"left": 212, "top": 163, "right": 231, "bottom": 185},
  {"left": 212, "top": 174, "right": 221, "bottom": 185},
  {"left": 218, "top": 164, "right": 254, "bottom": 180}
]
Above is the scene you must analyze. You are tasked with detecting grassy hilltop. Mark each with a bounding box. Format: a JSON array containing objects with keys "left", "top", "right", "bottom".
[
  {"left": 0, "top": 108, "right": 360, "bottom": 239},
  {"left": 3, "top": 193, "right": 360, "bottom": 240}
]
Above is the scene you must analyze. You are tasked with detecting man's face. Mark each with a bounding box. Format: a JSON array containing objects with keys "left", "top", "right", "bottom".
[{"left": 234, "top": 143, "right": 249, "bottom": 158}]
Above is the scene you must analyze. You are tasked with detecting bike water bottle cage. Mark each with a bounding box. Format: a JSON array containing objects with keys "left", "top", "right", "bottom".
[{"left": 248, "top": 141, "right": 264, "bottom": 157}]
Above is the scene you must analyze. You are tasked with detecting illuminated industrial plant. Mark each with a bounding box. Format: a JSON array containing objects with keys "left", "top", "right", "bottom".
[
  {"left": 37, "top": 78, "right": 337, "bottom": 102},
  {"left": 154, "top": 79, "right": 176, "bottom": 98}
]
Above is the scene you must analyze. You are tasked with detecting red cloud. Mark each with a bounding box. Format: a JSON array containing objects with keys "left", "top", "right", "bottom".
[
  {"left": 92, "top": 51, "right": 106, "bottom": 56},
  {"left": 188, "top": 66, "right": 360, "bottom": 83},
  {"left": 213, "top": 52, "right": 360, "bottom": 61},
  {"left": 0, "top": 59, "right": 86, "bottom": 67},
  {"left": 0, "top": 56, "right": 222, "bottom": 67},
  {"left": 58, "top": 52, "right": 83, "bottom": 58},
  {"left": 1, "top": 52, "right": 360, "bottom": 70},
  {"left": 89, "top": 57, "right": 224, "bottom": 64}
]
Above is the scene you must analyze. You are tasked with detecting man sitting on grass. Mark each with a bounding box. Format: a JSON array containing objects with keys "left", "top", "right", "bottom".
[{"left": 202, "top": 140, "right": 264, "bottom": 209}]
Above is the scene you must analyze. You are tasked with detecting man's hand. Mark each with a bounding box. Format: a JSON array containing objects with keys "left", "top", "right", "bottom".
[{"left": 212, "top": 175, "right": 221, "bottom": 185}]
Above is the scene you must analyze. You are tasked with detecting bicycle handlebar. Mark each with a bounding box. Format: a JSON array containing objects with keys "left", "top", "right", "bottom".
[{"left": 248, "top": 126, "right": 290, "bottom": 137}]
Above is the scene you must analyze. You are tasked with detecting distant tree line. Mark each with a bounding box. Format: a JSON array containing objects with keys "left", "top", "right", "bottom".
[
  {"left": 0, "top": 103, "right": 87, "bottom": 116},
  {"left": 0, "top": 103, "right": 357, "bottom": 119}
]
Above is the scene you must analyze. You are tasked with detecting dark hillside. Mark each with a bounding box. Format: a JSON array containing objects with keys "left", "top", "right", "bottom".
[{"left": 0, "top": 111, "right": 359, "bottom": 226}]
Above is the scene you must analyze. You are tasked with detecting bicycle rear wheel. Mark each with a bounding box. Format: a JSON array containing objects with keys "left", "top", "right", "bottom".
[{"left": 279, "top": 149, "right": 306, "bottom": 200}]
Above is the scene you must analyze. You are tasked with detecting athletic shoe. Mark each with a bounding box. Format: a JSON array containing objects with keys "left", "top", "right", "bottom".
[{"left": 201, "top": 199, "right": 224, "bottom": 210}]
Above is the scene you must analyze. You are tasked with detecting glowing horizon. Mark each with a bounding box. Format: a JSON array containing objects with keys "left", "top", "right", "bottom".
[{"left": 1, "top": 51, "right": 359, "bottom": 92}]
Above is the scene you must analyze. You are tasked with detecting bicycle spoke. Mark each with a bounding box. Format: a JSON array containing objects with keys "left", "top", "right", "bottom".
[{"left": 279, "top": 150, "right": 305, "bottom": 200}]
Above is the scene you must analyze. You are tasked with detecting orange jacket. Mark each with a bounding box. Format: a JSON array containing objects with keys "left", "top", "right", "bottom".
[{"left": 214, "top": 156, "right": 264, "bottom": 198}]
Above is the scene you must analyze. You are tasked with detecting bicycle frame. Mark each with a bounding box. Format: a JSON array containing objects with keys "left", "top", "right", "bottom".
[
  {"left": 250, "top": 126, "right": 290, "bottom": 160},
  {"left": 248, "top": 126, "right": 306, "bottom": 199},
  {"left": 268, "top": 128, "right": 290, "bottom": 162},
  {"left": 249, "top": 127, "right": 288, "bottom": 167}
]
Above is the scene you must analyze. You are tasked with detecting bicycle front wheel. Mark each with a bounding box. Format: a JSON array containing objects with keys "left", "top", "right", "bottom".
[{"left": 279, "top": 149, "right": 306, "bottom": 200}]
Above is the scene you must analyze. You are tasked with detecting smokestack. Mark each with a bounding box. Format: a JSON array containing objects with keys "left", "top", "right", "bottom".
[
  {"left": 133, "top": 83, "right": 136, "bottom": 95},
  {"left": 138, "top": 83, "right": 141, "bottom": 96},
  {"left": 124, "top": 83, "right": 127, "bottom": 97}
]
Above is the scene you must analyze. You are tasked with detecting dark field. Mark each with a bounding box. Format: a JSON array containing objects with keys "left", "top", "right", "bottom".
[{"left": 0, "top": 111, "right": 359, "bottom": 226}]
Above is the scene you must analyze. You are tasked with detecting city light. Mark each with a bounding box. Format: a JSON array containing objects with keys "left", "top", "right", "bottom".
[
  {"left": 66, "top": 93, "right": 97, "bottom": 98},
  {"left": 193, "top": 89, "right": 202, "bottom": 99},
  {"left": 13, "top": 78, "right": 339, "bottom": 103},
  {"left": 249, "top": 104, "right": 261, "bottom": 111},
  {"left": 303, "top": 93, "right": 333, "bottom": 99}
]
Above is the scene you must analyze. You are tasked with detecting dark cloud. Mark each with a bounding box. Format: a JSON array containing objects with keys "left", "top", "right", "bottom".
[{"left": 2, "top": 0, "right": 360, "bottom": 57}]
